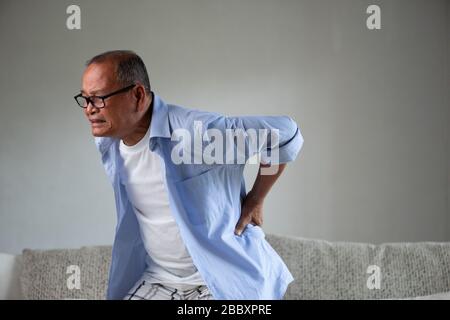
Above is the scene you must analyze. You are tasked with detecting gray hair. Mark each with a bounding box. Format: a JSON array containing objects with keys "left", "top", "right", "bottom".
[{"left": 86, "top": 50, "right": 151, "bottom": 94}]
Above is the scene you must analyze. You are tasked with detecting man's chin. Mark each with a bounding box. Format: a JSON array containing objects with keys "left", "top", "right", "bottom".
[{"left": 91, "top": 129, "right": 108, "bottom": 137}]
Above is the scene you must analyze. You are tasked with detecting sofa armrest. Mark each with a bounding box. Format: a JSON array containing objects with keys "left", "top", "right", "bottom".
[{"left": 0, "top": 253, "right": 23, "bottom": 299}]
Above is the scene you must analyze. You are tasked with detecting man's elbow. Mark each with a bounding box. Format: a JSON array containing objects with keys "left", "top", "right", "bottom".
[{"left": 277, "top": 116, "right": 304, "bottom": 163}]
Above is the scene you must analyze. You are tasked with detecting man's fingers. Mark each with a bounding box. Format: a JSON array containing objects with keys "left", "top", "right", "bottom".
[
  {"left": 251, "top": 217, "right": 263, "bottom": 226},
  {"left": 234, "top": 216, "right": 251, "bottom": 236}
]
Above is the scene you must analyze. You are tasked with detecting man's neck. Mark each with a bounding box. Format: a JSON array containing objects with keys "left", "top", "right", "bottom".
[{"left": 121, "top": 102, "right": 152, "bottom": 146}]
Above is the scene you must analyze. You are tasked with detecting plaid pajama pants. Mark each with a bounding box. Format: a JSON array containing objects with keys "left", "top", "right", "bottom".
[{"left": 124, "top": 281, "right": 214, "bottom": 300}]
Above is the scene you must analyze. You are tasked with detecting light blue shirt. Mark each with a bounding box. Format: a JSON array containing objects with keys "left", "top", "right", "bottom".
[{"left": 94, "top": 93, "right": 304, "bottom": 299}]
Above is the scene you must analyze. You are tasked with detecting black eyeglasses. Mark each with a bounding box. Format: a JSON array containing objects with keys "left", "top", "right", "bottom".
[{"left": 74, "top": 84, "right": 136, "bottom": 109}]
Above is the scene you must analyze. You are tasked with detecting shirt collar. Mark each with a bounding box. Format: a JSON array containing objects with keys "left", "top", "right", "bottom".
[
  {"left": 94, "top": 91, "right": 171, "bottom": 155},
  {"left": 149, "top": 91, "right": 171, "bottom": 140}
]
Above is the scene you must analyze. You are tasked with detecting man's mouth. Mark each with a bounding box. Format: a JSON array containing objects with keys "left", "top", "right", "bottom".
[{"left": 90, "top": 119, "right": 106, "bottom": 127}]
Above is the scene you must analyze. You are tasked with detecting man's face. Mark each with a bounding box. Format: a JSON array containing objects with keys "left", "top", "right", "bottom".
[{"left": 81, "top": 61, "right": 135, "bottom": 138}]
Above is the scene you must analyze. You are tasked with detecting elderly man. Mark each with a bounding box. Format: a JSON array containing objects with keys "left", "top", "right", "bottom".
[{"left": 75, "top": 50, "right": 304, "bottom": 300}]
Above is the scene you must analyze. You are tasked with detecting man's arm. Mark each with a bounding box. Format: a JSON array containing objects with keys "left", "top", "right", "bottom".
[
  {"left": 234, "top": 162, "right": 287, "bottom": 236},
  {"left": 206, "top": 113, "right": 302, "bottom": 235}
]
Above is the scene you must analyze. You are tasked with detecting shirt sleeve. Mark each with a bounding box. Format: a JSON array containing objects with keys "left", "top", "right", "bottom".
[{"left": 222, "top": 115, "right": 304, "bottom": 165}]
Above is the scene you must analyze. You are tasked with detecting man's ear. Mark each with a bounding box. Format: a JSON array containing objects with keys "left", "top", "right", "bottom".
[
  {"left": 134, "top": 85, "right": 147, "bottom": 111},
  {"left": 134, "top": 85, "right": 144, "bottom": 101}
]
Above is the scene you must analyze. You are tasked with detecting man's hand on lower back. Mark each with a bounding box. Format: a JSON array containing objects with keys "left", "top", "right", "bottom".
[
  {"left": 234, "top": 190, "right": 264, "bottom": 236},
  {"left": 233, "top": 162, "right": 287, "bottom": 236}
]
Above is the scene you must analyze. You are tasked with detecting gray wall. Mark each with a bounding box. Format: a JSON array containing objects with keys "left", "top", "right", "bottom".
[
  {"left": 0, "top": 0, "right": 448, "bottom": 254},
  {"left": 447, "top": 0, "right": 450, "bottom": 247}
]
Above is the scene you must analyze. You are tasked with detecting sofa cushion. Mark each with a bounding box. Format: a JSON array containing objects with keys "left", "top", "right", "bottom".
[
  {"left": 266, "top": 234, "right": 450, "bottom": 299},
  {"left": 398, "top": 290, "right": 450, "bottom": 300},
  {"left": 18, "top": 235, "right": 450, "bottom": 300},
  {"left": 20, "top": 246, "right": 111, "bottom": 300}
]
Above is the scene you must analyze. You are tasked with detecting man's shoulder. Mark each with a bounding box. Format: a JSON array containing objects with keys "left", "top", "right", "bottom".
[{"left": 166, "top": 102, "right": 224, "bottom": 130}]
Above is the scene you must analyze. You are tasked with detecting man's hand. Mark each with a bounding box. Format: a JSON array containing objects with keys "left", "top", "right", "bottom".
[
  {"left": 234, "top": 163, "right": 287, "bottom": 236},
  {"left": 234, "top": 190, "right": 264, "bottom": 236}
]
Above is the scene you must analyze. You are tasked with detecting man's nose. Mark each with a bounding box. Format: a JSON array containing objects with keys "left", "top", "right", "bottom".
[{"left": 86, "top": 103, "right": 99, "bottom": 114}]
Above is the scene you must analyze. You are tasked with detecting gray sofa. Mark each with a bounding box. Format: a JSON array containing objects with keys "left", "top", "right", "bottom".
[{"left": 2, "top": 234, "right": 450, "bottom": 299}]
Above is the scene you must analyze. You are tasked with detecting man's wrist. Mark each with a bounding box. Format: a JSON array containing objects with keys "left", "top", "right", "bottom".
[{"left": 247, "top": 189, "right": 265, "bottom": 204}]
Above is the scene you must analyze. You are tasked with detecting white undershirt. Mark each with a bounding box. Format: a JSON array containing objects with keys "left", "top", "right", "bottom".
[{"left": 119, "top": 123, "right": 206, "bottom": 291}]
